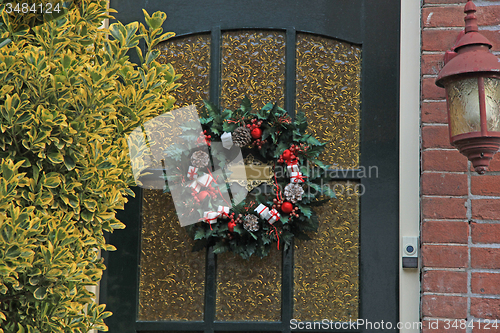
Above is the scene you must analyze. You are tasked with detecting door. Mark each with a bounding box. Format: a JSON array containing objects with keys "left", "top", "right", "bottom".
[{"left": 102, "top": 1, "right": 400, "bottom": 332}]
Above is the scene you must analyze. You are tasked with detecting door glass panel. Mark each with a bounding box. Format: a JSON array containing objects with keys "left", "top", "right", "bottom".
[
  {"left": 296, "top": 33, "right": 362, "bottom": 169},
  {"left": 294, "top": 181, "right": 360, "bottom": 321},
  {"left": 138, "top": 190, "right": 206, "bottom": 321},
  {"left": 157, "top": 33, "right": 211, "bottom": 110},
  {"left": 216, "top": 248, "right": 282, "bottom": 321},
  {"left": 221, "top": 30, "right": 285, "bottom": 110},
  {"left": 215, "top": 29, "right": 285, "bottom": 322}
]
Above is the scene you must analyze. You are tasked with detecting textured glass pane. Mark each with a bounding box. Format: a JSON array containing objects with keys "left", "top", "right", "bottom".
[
  {"left": 294, "top": 181, "right": 359, "bottom": 322},
  {"left": 221, "top": 30, "right": 285, "bottom": 110},
  {"left": 138, "top": 190, "right": 205, "bottom": 321},
  {"left": 296, "top": 33, "right": 361, "bottom": 169},
  {"left": 216, "top": 248, "right": 282, "bottom": 321},
  {"left": 448, "top": 78, "right": 481, "bottom": 136},
  {"left": 157, "top": 34, "right": 210, "bottom": 110},
  {"left": 485, "top": 78, "right": 500, "bottom": 132}
]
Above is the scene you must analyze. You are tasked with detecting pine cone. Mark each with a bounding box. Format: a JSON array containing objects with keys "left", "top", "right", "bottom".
[
  {"left": 284, "top": 183, "right": 304, "bottom": 203},
  {"left": 232, "top": 126, "right": 252, "bottom": 147},
  {"left": 243, "top": 214, "right": 259, "bottom": 232},
  {"left": 191, "top": 150, "right": 210, "bottom": 168}
]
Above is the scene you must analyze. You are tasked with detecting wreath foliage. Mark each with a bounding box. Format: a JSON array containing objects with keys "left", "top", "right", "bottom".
[{"left": 164, "top": 97, "right": 335, "bottom": 259}]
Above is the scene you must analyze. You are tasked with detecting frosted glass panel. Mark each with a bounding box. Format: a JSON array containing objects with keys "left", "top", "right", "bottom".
[
  {"left": 221, "top": 30, "right": 285, "bottom": 110},
  {"left": 294, "top": 182, "right": 359, "bottom": 321},
  {"left": 448, "top": 78, "right": 481, "bottom": 136},
  {"left": 485, "top": 77, "right": 500, "bottom": 132},
  {"left": 138, "top": 190, "right": 205, "bottom": 321},
  {"left": 216, "top": 248, "right": 282, "bottom": 321},
  {"left": 296, "top": 33, "right": 361, "bottom": 169}
]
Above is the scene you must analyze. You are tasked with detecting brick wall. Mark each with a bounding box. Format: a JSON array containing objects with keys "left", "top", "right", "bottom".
[{"left": 421, "top": 0, "right": 500, "bottom": 331}]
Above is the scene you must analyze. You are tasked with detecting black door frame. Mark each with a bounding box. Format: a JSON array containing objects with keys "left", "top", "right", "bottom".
[{"left": 102, "top": 1, "right": 400, "bottom": 332}]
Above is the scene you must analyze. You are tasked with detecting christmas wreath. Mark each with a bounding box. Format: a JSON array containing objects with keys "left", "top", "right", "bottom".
[{"left": 163, "top": 97, "right": 335, "bottom": 259}]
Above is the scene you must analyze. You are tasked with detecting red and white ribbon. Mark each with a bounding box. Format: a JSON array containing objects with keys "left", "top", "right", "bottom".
[
  {"left": 203, "top": 211, "right": 219, "bottom": 224},
  {"left": 187, "top": 166, "right": 198, "bottom": 180},
  {"left": 197, "top": 173, "right": 214, "bottom": 187},
  {"left": 217, "top": 205, "right": 230, "bottom": 218},
  {"left": 287, "top": 163, "right": 299, "bottom": 176},
  {"left": 290, "top": 171, "right": 305, "bottom": 183},
  {"left": 266, "top": 208, "right": 280, "bottom": 224},
  {"left": 188, "top": 180, "right": 202, "bottom": 193},
  {"left": 254, "top": 204, "right": 269, "bottom": 219}
]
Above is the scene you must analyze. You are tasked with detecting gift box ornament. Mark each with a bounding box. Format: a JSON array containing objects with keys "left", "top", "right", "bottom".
[
  {"left": 266, "top": 208, "right": 281, "bottom": 224},
  {"left": 187, "top": 166, "right": 199, "bottom": 180},
  {"left": 290, "top": 172, "right": 305, "bottom": 183},
  {"left": 197, "top": 173, "right": 214, "bottom": 187},
  {"left": 203, "top": 211, "right": 219, "bottom": 224},
  {"left": 254, "top": 204, "right": 270, "bottom": 219},
  {"left": 287, "top": 164, "right": 299, "bottom": 176},
  {"left": 221, "top": 132, "right": 233, "bottom": 149},
  {"left": 188, "top": 180, "right": 202, "bottom": 193},
  {"left": 217, "top": 205, "right": 230, "bottom": 218}
]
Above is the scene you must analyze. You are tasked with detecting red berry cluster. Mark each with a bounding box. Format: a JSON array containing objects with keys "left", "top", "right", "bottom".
[
  {"left": 227, "top": 213, "right": 243, "bottom": 238},
  {"left": 278, "top": 115, "right": 292, "bottom": 124},
  {"left": 197, "top": 130, "right": 212, "bottom": 146},
  {"left": 277, "top": 144, "right": 310, "bottom": 164},
  {"left": 193, "top": 186, "right": 218, "bottom": 204},
  {"left": 246, "top": 119, "right": 267, "bottom": 149}
]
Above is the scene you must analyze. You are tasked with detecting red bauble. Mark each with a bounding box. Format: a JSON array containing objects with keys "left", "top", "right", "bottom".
[
  {"left": 197, "top": 191, "right": 209, "bottom": 201},
  {"left": 281, "top": 201, "right": 294, "bottom": 214},
  {"left": 251, "top": 127, "right": 262, "bottom": 139},
  {"left": 282, "top": 149, "right": 291, "bottom": 160}
]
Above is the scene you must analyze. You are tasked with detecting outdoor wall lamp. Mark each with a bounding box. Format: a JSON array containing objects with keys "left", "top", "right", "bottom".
[{"left": 435, "top": 0, "right": 500, "bottom": 174}]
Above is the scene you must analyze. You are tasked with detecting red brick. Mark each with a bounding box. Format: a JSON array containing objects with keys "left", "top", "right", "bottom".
[
  {"left": 423, "top": 6, "right": 500, "bottom": 28},
  {"left": 422, "top": 295, "right": 467, "bottom": 318},
  {"left": 481, "top": 30, "right": 500, "bottom": 53},
  {"left": 422, "top": 197, "right": 467, "bottom": 219},
  {"left": 422, "top": 244, "right": 468, "bottom": 268},
  {"left": 424, "top": 0, "right": 467, "bottom": 4},
  {"left": 471, "top": 199, "right": 500, "bottom": 220},
  {"left": 473, "top": 327, "right": 500, "bottom": 333},
  {"left": 471, "top": 248, "right": 500, "bottom": 269},
  {"left": 423, "top": 29, "right": 500, "bottom": 53},
  {"left": 471, "top": 176, "right": 500, "bottom": 196},
  {"left": 486, "top": 153, "right": 500, "bottom": 172},
  {"left": 422, "top": 221, "right": 468, "bottom": 244},
  {"left": 472, "top": 273, "right": 500, "bottom": 295},
  {"left": 423, "top": 270, "right": 467, "bottom": 293},
  {"left": 422, "top": 54, "right": 445, "bottom": 76},
  {"left": 422, "top": 126, "right": 454, "bottom": 149},
  {"left": 422, "top": 101, "right": 448, "bottom": 123},
  {"left": 422, "top": 77, "right": 447, "bottom": 100},
  {"left": 422, "top": 150, "right": 468, "bottom": 172},
  {"left": 422, "top": 29, "right": 464, "bottom": 52},
  {"left": 471, "top": 298, "right": 500, "bottom": 320},
  {"left": 422, "top": 173, "right": 468, "bottom": 196},
  {"left": 471, "top": 223, "right": 500, "bottom": 244}
]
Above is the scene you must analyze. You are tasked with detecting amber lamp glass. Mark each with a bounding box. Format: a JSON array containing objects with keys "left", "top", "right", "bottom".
[{"left": 436, "top": 0, "right": 500, "bottom": 174}]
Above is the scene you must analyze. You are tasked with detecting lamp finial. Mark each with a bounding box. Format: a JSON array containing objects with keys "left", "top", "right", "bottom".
[{"left": 464, "top": 0, "right": 478, "bottom": 33}]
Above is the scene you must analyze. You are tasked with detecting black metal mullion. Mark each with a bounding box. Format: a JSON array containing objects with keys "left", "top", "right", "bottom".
[
  {"left": 204, "top": 249, "right": 217, "bottom": 333},
  {"left": 203, "top": 26, "right": 223, "bottom": 333},
  {"left": 282, "top": 246, "right": 293, "bottom": 333},
  {"left": 285, "top": 28, "right": 296, "bottom": 119},
  {"left": 210, "top": 27, "right": 222, "bottom": 108}
]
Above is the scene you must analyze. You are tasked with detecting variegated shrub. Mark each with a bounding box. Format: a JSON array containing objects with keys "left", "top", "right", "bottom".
[{"left": 0, "top": 1, "right": 179, "bottom": 331}]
